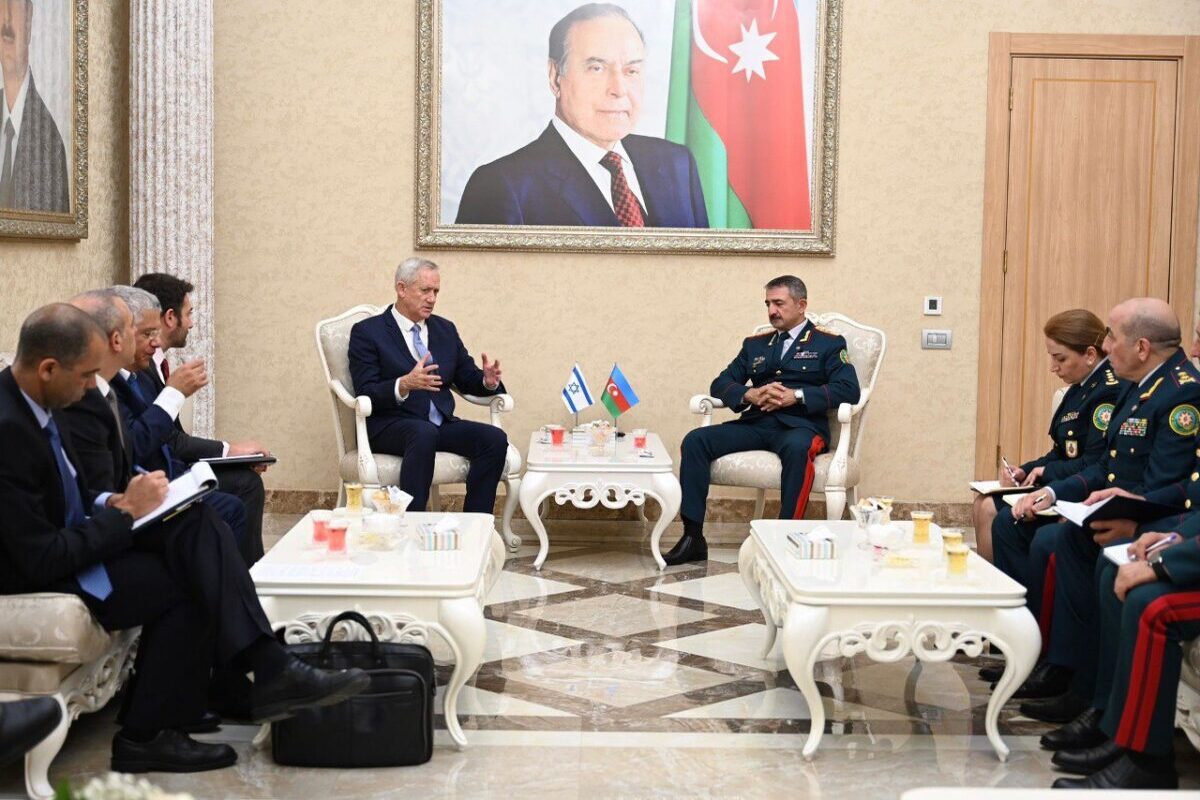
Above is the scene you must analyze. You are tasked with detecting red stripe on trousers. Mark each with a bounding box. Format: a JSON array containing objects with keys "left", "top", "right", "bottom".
[
  {"left": 791, "top": 435, "right": 826, "bottom": 520},
  {"left": 1038, "top": 554, "right": 1056, "bottom": 655},
  {"left": 1115, "top": 592, "right": 1200, "bottom": 751}
]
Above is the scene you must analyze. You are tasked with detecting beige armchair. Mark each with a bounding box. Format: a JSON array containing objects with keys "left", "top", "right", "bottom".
[
  {"left": 688, "top": 312, "right": 886, "bottom": 521},
  {"left": 315, "top": 305, "right": 523, "bottom": 550}
]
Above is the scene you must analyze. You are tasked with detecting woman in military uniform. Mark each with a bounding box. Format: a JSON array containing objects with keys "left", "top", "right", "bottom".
[{"left": 975, "top": 310, "right": 1124, "bottom": 561}]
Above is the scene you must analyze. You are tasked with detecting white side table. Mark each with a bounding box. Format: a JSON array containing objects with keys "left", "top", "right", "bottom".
[
  {"left": 739, "top": 519, "right": 1040, "bottom": 761},
  {"left": 518, "top": 431, "right": 682, "bottom": 570},
  {"left": 251, "top": 511, "right": 505, "bottom": 747}
]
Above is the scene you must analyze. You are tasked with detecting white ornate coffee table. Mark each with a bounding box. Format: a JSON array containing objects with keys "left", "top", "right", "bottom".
[
  {"left": 739, "top": 519, "right": 1040, "bottom": 761},
  {"left": 518, "top": 431, "right": 682, "bottom": 570},
  {"left": 250, "top": 511, "right": 505, "bottom": 747}
]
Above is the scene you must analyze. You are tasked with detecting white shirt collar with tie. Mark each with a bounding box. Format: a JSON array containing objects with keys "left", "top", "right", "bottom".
[
  {"left": 551, "top": 116, "right": 648, "bottom": 216},
  {"left": 391, "top": 306, "right": 427, "bottom": 362},
  {"left": 1, "top": 67, "right": 30, "bottom": 180}
]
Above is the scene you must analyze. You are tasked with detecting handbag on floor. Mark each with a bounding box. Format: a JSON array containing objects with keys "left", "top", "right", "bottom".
[{"left": 271, "top": 610, "right": 435, "bottom": 768}]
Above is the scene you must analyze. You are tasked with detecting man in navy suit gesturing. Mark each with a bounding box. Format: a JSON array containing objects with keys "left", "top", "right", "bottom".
[
  {"left": 348, "top": 258, "right": 509, "bottom": 515},
  {"left": 455, "top": 3, "right": 708, "bottom": 228}
]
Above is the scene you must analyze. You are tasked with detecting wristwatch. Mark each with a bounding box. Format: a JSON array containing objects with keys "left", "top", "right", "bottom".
[
  {"left": 1148, "top": 550, "right": 1172, "bottom": 583},
  {"left": 793, "top": 389, "right": 805, "bottom": 405}
]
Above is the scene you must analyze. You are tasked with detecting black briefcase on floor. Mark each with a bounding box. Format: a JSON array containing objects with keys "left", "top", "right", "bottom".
[{"left": 271, "top": 611, "right": 435, "bottom": 768}]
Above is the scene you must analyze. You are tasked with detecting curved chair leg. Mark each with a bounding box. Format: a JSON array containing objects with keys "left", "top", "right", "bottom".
[
  {"left": 25, "top": 693, "right": 69, "bottom": 800},
  {"left": 501, "top": 475, "right": 522, "bottom": 551},
  {"left": 753, "top": 490, "right": 766, "bottom": 520},
  {"left": 430, "top": 485, "right": 441, "bottom": 512}
]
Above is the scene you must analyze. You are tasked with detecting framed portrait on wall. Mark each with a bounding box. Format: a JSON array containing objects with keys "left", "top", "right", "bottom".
[
  {"left": 416, "top": 0, "right": 841, "bottom": 255},
  {"left": 0, "top": 0, "right": 87, "bottom": 240}
]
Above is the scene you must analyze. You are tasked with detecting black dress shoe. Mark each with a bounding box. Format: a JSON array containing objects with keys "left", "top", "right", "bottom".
[
  {"left": 1020, "top": 691, "right": 1089, "bottom": 724},
  {"left": 178, "top": 711, "right": 222, "bottom": 735},
  {"left": 1040, "top": 707, "right": 1105, "bottom": 751},
  {"left": 1052, "top": 753, "right": 1177, "bottom": 790},
  {"left": 111, "top": 729, "right": 236, "bottom": 773},
  {"left": 978, "top": 664, "right": 1005, "bottom": 683},
  {"left": 248, "top": 659, "right": 370, "bottom": 723},
  {"left": 663, "top": 534, "right": 691, "bottom": 561},
  {"left": 663, "top": 534, "right": 707, "bottom": 566},
  {"left": 1013, "top": 662, "right": 1073, "bottom": 699},
  {"left": 1052, "top": 739, "right": 1123, "bottom": 774},
  {"left": 0, "top": 697, "right": 62, "bottom": 767}
]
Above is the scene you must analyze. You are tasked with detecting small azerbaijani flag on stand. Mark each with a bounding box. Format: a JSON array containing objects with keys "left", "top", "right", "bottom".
[
  {"left": 600, "top": 364, "right": 640, "bottom": 418},
  {"left": 561, "top": 363, "right": 594, "bottom": 413}
]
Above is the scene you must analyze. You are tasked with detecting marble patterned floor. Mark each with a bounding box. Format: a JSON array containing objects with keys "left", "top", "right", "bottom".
[{"left": 3, "top": 518, "right": 1198, "bottom": 798}]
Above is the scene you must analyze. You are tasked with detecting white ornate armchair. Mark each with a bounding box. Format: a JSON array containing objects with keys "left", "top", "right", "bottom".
[
  {"left": 688, "top": 312, "right": 886, "bottom": 521},
  {"left": 315, "top": 305, "right": 523, "bottom": 550}
]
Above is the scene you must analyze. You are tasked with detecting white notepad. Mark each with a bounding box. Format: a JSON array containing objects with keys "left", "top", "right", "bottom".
[{"left": 132, "top": 462, "right": 220, "bottom": 530}]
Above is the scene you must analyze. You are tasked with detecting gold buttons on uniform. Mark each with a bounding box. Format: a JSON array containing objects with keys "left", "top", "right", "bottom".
[
  {"left": 1130, "top": 448, "right": 1135, "bottom": 453},
  {"left": 1191, "top": 472, "right": 1198, "bottom": 482},
  {"left": 1111, "top": 449, "right": 1117, "bottom": 457},
  {"left": 1108, "top": 473, "right": 1116, "bottom": 481},
  {"left": 1067, "top": 430, "right": 1074, "bottom": 436}
]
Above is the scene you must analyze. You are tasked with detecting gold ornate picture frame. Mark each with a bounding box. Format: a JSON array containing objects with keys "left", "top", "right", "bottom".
[
  {"left": 0, "top": 0, "right": 87, "bottom": 240},
  {"left": 415, "top": 0, "right": 840, "bottom": 255}
]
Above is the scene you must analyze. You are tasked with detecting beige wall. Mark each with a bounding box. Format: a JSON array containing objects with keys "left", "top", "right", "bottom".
[
  {"left": 0, "top": 4, "right": 128, "bottom": 348},
  {"left": 213, "top": 0, "right": 1200, "bottom": 502}
]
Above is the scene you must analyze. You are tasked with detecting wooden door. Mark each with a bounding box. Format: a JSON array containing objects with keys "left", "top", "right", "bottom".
[{"left": 976, "top": 35, "right": 1200, "bottom": 477}]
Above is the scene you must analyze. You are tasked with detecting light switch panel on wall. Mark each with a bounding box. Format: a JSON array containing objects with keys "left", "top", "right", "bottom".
[
  {"left": 922, "top": 329, "right": 952, "bottom": 350},
  {"left": 924, "top": 296, "right": 943, "bottom": 315}
]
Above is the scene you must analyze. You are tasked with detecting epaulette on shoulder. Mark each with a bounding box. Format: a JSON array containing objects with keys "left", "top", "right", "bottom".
[
  {"left": 812, "top": 325, "right": 841, "bottom": 337},
  {"left": 1173, "top": 363, "right": 1199, "bottom": 386},
  {"left": 747, "top": 330, "right": 774, "bottom": 340},
  {"left": 1103, "top": 366, "right": 1119, "bottom": 386}
]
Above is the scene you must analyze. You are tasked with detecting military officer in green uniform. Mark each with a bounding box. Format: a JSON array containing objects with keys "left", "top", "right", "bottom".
[
  {"left": 1012, "top": 298, "right": 1200, "bottom": 724},
  {"left": 1045, "top": 526, "right": 1200, "bottom": 790},
  {"left": 988, "top": 310, "right": 1125, "bottom": 657},
  {"left": 664, "top": 275, "right": 861, "bottom": 565}
]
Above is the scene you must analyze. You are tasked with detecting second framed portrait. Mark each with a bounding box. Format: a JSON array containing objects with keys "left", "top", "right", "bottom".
[
  {"left": 0, "top": 0, "right": 87, "bottom": 240},
  {"left": 416, "top": 0, "right": 842, "bottom": 255}
]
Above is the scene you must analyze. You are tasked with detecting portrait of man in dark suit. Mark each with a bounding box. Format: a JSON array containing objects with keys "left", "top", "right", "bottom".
[
  {"left": 455, "top": 3, "right": 708, "bottom": 228},
  {"left": 0, "top": 0, "right": 69, "bottom": 214}
]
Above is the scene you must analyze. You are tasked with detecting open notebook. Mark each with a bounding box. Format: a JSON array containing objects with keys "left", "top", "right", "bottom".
[{"left": 133, "top": 462, "right": 220, "bottom": 530}]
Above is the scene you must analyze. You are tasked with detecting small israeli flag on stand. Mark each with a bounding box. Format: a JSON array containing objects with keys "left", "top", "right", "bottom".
[{"left": 561, "top": 363, "right": 594, "bottom": 413}]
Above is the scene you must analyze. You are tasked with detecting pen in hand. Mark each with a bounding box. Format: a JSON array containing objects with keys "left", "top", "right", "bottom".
[
  {"left": 1128, "top": 533, "right": 1181, "bottom": 561},
  {"left": 1001, "top": 456, "right": 1018, "bottom": 484}
]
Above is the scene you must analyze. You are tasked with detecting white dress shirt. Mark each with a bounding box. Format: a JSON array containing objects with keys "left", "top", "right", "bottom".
[
  {"left": 0, "top": 68, "right": 29, "bottom": 178},
  {"left": 551, "top": 116, "right": 648, "bottom": 216}
]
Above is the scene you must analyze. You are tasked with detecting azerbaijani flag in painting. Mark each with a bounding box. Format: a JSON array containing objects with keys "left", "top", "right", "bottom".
[
  {"left": 600, "top": 365, "right": 640, "bottom": 418},
  {"left": 666, "top": 0, "right": 811, "bottom": 230}
]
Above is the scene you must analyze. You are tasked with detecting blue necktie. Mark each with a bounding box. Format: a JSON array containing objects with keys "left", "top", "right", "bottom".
[
  {"left": 410, "top": 324, "right": 443, "bottom": 426},
  {"left": 44, "top": 418, "right": 112, "bottom": 601}
]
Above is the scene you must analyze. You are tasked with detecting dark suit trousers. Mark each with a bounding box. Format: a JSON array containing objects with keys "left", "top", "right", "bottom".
[
  {"left": 991, "top": 510, "right": 1061, "bottom": 625},
  {"left": 65, "top": 504, "right": 273, "bottom": 731},
  {"left": 212, "top": 465, "right": 265, "bottom": 565},
  {"left": 1047, "top": 522, "right": 1130, "bottom": 700},
  {"left": 205, "top": 489, "right": 248, "bottom": 556},
  {"left": 370, "top": 417, "right": 508, "bottom": 514},
  {"left": 679, "top": 417, "right": 826, "bottom": 523}
]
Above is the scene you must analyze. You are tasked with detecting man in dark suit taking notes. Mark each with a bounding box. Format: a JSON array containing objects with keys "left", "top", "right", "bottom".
[
  {"left": 0, "top": 304, "right": 367, "bottom": 773},
  {"left": 456, "top": 3, "right": 708, "bottom": 228},
  {"left": 348, "top": 257, "right": 509, "bottom": 516}
]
